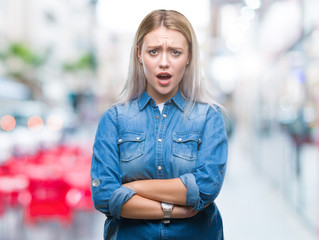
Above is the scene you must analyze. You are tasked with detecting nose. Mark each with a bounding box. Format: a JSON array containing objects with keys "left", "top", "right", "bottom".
[{"left": 159, "top": 53, "right": 169, "bottom": 69}]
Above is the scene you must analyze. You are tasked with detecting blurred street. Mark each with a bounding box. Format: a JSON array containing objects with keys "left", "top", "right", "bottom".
[
  {"left": 217, "top": 125, "right": 318, "bottom": 240},
  {"left": 1, "top": 124, "right": 317, "bottom": 240}
]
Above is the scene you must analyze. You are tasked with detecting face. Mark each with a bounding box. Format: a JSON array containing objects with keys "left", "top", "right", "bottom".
[{"left": 138, "top": 26, "right": 189, "bottom": 104}]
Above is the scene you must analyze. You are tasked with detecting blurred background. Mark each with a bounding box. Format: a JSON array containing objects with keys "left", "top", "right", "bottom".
[{"left": 0, "top": 0, "right": 318, "bottom": 239}]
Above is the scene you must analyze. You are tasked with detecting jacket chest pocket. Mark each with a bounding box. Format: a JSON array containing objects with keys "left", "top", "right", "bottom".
[
  {"left": 118, "top": 131, "right": 145, "bottom": 162},
  {"left": 173, "top": 132, "right": 202, "bottom": 161}
]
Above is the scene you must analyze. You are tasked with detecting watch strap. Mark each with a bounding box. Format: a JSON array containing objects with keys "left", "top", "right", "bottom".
[
  {"left": 163, "top": 209, "right": 172, "bottom": 219},
  {"left": 162, "top": 218, "right": 171, "bottom": 224}
]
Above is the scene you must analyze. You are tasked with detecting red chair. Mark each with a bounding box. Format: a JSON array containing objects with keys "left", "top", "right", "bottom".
[
  {"left": 64, "top": 167, "right": 93, "bottom": 211},
  {"left": 0, "top": 159, "right": 30, "bottom": 212},
  {"left": 1, "top": 143, "right": 93, "bottom": 227},
  {"left": 24, "top": 169, "right": 72, "bottom": 226},
  {"left": 59, "top": 145, "right": 93, "bottom": 211}
]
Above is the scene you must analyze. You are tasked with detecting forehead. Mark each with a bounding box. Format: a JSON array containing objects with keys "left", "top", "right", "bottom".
[{"left": 142, "top": 27, "right": 188, "bottom": 47}]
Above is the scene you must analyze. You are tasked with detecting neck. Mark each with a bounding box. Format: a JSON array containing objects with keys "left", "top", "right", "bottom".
[{"left": 146, "top": 88, "right": 178, "bottom": 105}]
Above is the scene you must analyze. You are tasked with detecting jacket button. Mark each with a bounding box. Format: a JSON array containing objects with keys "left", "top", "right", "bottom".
[
  {"left": 158, "top": 139, "right": 162, "bottom": 142},
  {"left": 92, "top": 179, "right": 100, "bottom": 187},
  {"left": 178, "top": 138, "right": 182, "bottom": 142},
  {"left": 163, "top": 114, "right": 167, "bottom": 118},
  {"left": 157, "top": 166, "right": 162, "bottom": 171},
  {"left": 118, "top": 139, "right": 122, "bottom": 143}
]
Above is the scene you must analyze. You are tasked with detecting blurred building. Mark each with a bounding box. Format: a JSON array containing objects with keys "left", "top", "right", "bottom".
[
  {"left": 0, "top": 0, "right": 98, "bottom": 107},
  {"left": 208, "top": 0, "right": 319, "bottom": 233}
]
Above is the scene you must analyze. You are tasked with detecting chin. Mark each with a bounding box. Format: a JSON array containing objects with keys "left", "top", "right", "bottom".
[{"left": 157, "top": 89, "right": 173, "bottom": 96}]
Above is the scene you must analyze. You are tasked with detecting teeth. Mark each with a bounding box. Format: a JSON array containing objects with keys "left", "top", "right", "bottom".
[{"left": 158, "top": 74, "right": 171, "bottom": 79}]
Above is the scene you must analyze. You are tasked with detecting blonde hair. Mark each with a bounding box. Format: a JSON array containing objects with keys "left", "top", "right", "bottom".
[{"left": 117, "top": 9, "right": 220, "bottom": 113}]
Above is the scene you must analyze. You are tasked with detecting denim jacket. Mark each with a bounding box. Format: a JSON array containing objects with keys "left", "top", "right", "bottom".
[{"left": 91, "top": 90, "right": 228, "bottom": 240}]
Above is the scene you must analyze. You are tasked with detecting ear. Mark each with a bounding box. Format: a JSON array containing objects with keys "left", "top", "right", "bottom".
[{"left": 137, "top": 45, "right": 141, "bottom": 60}]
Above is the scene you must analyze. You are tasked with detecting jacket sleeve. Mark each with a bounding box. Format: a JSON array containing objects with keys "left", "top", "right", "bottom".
[
  {"left": 179, "top": 106, "right": 228, "bottom": 211},
  {"left": 90, "top": 107, "right": 136, "bottom": 218}
]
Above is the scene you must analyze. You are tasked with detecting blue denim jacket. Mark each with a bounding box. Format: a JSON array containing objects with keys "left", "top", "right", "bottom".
[{"left": 91, "top": 90, "right": 228, "bottom": 240}]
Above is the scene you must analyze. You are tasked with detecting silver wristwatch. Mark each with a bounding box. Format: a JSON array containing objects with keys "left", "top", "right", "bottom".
[{"left": 161, "top": 202, "right": 174, "bottom": 224}]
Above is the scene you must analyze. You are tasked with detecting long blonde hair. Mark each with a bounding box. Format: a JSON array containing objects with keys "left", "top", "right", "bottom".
[{"left": 117, "top": 9, "right": 219, "bottom": 113}]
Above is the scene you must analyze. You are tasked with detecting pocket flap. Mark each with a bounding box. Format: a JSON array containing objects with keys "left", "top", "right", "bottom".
[
  {"left": 173, "top": 132, "right": 202, "bottom": 143},
  {"left": 118, "top": 132, "right": 145, "bottom": 144}
]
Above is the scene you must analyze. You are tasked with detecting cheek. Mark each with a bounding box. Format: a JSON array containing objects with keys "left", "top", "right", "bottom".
[
  {"left": 175, "top": 64, "right": 187, "bottom": 78},
  {"left": 142, "top": 65, "right": 150, "bottom": 76},
  {"left": 142, "top": 60, "right": 155, "bottom": 76}
]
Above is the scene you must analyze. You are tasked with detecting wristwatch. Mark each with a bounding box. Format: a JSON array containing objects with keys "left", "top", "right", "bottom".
[{"left": 161, "top": 202, "right": 174, "bottom": 224}]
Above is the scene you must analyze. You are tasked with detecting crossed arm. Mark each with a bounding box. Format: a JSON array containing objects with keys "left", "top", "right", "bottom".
[
  {"left": 91, "top": 106, "right": 227, "bottom": 221},
  {"left": 120, "top": 178, "right": 198, "bottom": 219}
]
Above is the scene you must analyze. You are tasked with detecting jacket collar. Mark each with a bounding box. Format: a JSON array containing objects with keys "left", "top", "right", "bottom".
[
  {"left": 138, "top": 91, "right": 153, "bottom": 111},
  {"left": 138, "top": 90, "right": 187, "bottom": 112}
]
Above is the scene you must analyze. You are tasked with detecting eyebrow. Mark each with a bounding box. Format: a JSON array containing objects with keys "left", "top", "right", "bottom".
[{"left": 145, "top": 45, "right": 185, "bottom": 50}]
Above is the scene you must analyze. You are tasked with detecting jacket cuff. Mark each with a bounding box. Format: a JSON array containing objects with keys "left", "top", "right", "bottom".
[
  {"left": 108, "top": 186, "right": 136, "bottom": 218},
  {"left": 180, "top": 173, "right": 200, "bottom": 209}
]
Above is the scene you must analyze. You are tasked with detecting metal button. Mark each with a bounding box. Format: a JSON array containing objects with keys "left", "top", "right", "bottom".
[
  {"left": 158, "top": 139, "right": 162, "bottom": 142},
  {"left": 157, "top": 166, "right": 162, "bottom": 171},
  {"left": 163, "top": 114, "right": 167, "bottom": 118},
  {"left": 178, "top": 138, "right": 182, "bottom": 142},
  {"left": 136, "top": 137, "right": 140, "bottom": 140},
  {"left": 198, "top": 138, "right": 201, "bottom": 142},
  {"left": 118, "top": 139, "right": 122, "bottom": 143},
  {"left": 92, "top": 179, "right": 100, "bottom": 187}
]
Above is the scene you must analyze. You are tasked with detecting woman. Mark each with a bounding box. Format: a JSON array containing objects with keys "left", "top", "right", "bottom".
[{"left": 91, "top": 9, "right": 228, "bottom": 240}]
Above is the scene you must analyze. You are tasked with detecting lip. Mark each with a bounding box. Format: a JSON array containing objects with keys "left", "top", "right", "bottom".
[{"left": 156, "top": 72, "right": 172, "bottom": 86}]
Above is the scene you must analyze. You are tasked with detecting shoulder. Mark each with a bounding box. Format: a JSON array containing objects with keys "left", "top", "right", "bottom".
[
  {"left": 188, "top": 102, "right": 222, "bottom": 120},
  {"left": 97, "top": 106, "right": 118, "bottom": 127},
  {"left": 111, "top": 99, "right": 140, "bottom": 119}
]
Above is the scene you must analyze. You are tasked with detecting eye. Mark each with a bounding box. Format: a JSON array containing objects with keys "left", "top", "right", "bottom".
[
  {"left": 171, "top": 50, "right": 181, "bottom": 56},
  {"left": 149, "top": 49, "right": 158, "bottom": 56}
]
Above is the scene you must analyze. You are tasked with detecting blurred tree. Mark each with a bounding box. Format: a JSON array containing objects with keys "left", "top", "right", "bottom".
[
  {"left": 62, "top": 52, "right": 96, "bottom": 72},
  {"left": 0, "top": 42, "right": 48, "bottom": 99},
  {"left": 62, "top": 51, "right": 97, "bottom": 114}
]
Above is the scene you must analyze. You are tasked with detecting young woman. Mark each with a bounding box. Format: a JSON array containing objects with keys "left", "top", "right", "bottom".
[{"left": 91, "top": 9, "right": 228, "bottom": 240}]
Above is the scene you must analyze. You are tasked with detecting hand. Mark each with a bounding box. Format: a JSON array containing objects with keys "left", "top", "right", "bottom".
[{"left": 172, "top": 205, "right": 198, "bottom": 219}]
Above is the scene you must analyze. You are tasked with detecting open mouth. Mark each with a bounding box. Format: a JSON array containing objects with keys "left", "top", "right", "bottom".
[
  {"left": 157, "top": 73, "right": 172, "bottom": 80},
  {"left": 156, "top": 73, "right": 172, "bottom": 85}
]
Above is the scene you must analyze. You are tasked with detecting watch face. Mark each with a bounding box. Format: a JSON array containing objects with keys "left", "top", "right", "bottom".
[{"left": 161, "top": 202, "right": 173, "bottom": 211}]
